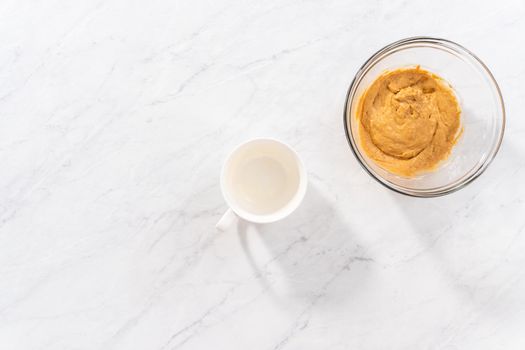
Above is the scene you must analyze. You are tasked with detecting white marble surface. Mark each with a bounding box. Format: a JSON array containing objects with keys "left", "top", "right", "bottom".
[{"left": 1, "top": 0, "right": 525, "bottom": 349}]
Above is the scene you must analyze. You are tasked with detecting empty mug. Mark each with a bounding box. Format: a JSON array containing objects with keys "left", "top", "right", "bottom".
[{"left": 216, "top": 138, "right": 307, "bottom": 230}]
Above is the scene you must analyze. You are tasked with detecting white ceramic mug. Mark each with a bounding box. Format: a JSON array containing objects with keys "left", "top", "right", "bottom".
[{"left": 216, "top": 138, "right": 307, "bottom": 231}]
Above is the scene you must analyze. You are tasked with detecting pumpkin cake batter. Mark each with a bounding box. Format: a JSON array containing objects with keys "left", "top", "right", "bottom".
[{"left": 357, "top": 67, "right": 462, "bottom": 177}]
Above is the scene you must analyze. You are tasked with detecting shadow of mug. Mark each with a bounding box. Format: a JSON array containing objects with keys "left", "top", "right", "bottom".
[{"left": 236, "top": 182, "right": 373, "bottom": 308}]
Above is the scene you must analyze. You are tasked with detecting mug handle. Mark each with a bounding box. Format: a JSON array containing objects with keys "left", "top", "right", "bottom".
[{"left": 216, "top": 208, "right": 239, "bottom": 231}]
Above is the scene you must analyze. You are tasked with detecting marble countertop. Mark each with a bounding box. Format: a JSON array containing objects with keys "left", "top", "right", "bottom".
[{"left": 1, "top": 0, "right": 525, "bottom": 349}]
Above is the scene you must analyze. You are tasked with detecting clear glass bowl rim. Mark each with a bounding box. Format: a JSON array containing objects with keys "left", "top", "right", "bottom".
[{"left": 343, "top": 36, "right": 506, "bottom": 197}]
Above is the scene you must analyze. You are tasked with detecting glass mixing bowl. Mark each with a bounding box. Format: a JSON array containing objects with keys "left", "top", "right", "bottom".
[{"left": 344, "top": 37, "right": 505, "bottom": 197}]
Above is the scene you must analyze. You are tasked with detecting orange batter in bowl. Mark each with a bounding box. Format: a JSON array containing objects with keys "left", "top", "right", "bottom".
[{"left": 357, "top": 67, "right": 462, "bottom": 177}]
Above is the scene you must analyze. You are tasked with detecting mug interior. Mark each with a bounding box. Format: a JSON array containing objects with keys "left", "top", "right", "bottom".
[{"left": 221, "top": 138, "right": 307, "bottom": 223}]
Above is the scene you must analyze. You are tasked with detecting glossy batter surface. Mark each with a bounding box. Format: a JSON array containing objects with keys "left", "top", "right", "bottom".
[{"left": 357, "top": 67, "right": 462, "bottom": 177}]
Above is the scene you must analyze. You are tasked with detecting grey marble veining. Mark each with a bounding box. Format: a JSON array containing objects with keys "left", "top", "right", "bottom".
[{"left": 1, "top": 0, "right": 525, "bottom": 349}]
